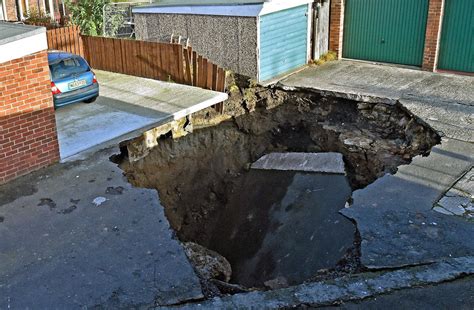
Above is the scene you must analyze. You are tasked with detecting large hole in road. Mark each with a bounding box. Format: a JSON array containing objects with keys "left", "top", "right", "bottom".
[{"left": 114, "top": 85, "right": 440, "bottom": 294}]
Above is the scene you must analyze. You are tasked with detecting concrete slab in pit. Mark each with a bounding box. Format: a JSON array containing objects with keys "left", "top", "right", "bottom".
[
  {"left": 55, "top": 70, "right": 228, "bottom": 160},
  {"left": 0, "top": 149, "right": 203, "bottom": 308},
  {"left": 251, "top": 152, "right": 345, "bottom": 174}
]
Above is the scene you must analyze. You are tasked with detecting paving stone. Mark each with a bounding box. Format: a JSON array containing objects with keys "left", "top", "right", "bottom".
[
  {"left": 438, "top": 196, "right": 468, "bottom": 215},
  {"left": 433, "top": 206, "right": 454, "bottom": 216},
  {"left": 453, "top": 167, "right": 474, "bottom": 195}
]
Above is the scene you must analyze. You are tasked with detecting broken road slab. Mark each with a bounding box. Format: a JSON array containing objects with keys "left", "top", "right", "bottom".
[
  {"left": 280, "top": 61, "right": 474, "bottom": 270},
  {"left": 0, "top": 148, "right": 202, "bottom": 309},
  {"left": 341, "top": 138, "right": 474, "bottom": 269}
]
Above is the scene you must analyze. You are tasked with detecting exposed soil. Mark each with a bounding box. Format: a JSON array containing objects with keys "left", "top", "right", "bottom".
[{"left": 114, "top": 78, "right": 440, "bottom": 292}]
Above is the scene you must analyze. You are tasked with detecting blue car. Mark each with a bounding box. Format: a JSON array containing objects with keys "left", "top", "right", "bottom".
[{"left": 48, "top": 51, "right": 99, "bottom": 108}]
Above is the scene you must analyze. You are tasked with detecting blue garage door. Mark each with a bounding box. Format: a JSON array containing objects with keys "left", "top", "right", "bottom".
[{"left": 259, "top": 5, "right": 309, "bottom": 82}]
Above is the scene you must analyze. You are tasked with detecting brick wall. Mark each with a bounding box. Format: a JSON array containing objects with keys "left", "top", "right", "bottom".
[
  {"left": 5, "top": 0, "right": 18, "bottom": 21},
  {"left": 329, "top": 0, "right": 344, "bottom": 59},
  {"left": 0, "top": 50, "right": 60, "bottom": 184},
  {"left": 422, "top": 0, "right": 445, "bottom": 71}
]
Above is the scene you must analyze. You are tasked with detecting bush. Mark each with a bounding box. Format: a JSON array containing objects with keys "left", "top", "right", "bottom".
[
  {"left": 24, "top": 8, "right": 58, "bottom": 29},
  {"left": 65, "top": 0, "right": 110, "bottom": 36}
]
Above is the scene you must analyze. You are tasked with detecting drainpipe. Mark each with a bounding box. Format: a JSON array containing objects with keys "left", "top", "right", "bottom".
[
  {"left": 311, "top": 1, "right": 320, "bottom": 60},
  {"left": 16, "top": 0, "right": 24, "bottom": 20}
]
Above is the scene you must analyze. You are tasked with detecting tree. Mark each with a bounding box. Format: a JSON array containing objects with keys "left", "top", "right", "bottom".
[{"left": 65, "top": 0, "right": 110, "bottom": 36}]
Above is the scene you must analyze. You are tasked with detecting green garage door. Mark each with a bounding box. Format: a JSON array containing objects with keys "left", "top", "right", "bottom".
[
  {"left": 259, "top": 5, "right": 308, "bottom": 82},
  {"left": 343, "top": 0, "right": 429, "bottom": 66},
  {"left": 438, "top": 0, "right": 474, "bottom": 73}
]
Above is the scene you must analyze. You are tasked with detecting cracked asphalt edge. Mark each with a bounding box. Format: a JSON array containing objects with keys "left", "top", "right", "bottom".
[{"left": 162, "top": 256, "right": 474, "bottom": 309}]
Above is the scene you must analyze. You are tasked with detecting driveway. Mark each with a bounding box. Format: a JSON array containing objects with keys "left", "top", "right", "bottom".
[{"left": 55, "top": 70, "right": 227, "bottom": 160}]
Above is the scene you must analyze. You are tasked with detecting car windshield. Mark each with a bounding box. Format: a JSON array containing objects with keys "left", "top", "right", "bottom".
[{"left": 49, "top": 57, "right": 90, "bottom": 80}]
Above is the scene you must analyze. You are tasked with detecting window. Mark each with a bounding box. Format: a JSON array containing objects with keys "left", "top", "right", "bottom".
[{"left": 49, "top": 57, "right": 90, "bottom": 80}]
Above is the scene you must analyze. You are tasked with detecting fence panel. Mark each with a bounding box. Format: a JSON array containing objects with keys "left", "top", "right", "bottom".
[{"left": 46, "top": 26, "right": 84, "bottom": 56}]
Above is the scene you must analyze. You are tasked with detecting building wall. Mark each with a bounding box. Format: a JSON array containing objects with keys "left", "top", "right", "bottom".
[
  {"left": 135, "top": 13, "right": 259, "bottom": 79},
  {"left": 3, "top": 0, "right": 50, "bottom": 21},
  {"left": 5, "top": 0, "right": 18, "bottom": 21},
  {"left": 422, "top": 0, "right": 444, "bottom": 71},
  {"left": 328, "top": 0, "right": 343, "bottom": 58},
  {"left": 313, "top": 0, "right": 330, "bottom": 60},
  {"left": 0, "top": 50, "right": 60, "bottom": 184}
]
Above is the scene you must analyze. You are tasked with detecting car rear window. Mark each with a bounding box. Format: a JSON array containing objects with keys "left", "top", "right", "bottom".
[{"left": 50, "top": 57, "right": 90, "bottom": 80}]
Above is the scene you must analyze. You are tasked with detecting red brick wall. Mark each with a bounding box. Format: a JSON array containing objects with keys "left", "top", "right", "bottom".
[
  {"left": 329, "top": 0, "right": 344, "bottom": 59},
  {"left": 422, "top": 0, "right": 445, "bottom": 71},
  {"left": 0, "top": 50, "right": 60, "bottom": 184}
]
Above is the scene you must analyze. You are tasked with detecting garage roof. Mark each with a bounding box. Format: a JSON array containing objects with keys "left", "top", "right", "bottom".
[
  {"left": 133, "top": 0, "right": 312, "bottom": 17},
  {"left": 0, "top": 22, "right": 47, "bottom": 64}
]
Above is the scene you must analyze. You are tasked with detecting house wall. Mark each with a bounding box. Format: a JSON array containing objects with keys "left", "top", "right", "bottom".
[
  {"left": 3, "top": 0, "right": 51, "bottom": 21},
  {"left": 134, "top": 13, "right": 259, "bottom": 79},
  {"left": 0, "top": 50, "right": 60, "bottom": 184}
]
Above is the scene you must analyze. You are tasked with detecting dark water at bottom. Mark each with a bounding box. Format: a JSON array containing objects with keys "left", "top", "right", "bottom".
[{"left": 206, "top": 170, "right": 355, "bottom": 287}]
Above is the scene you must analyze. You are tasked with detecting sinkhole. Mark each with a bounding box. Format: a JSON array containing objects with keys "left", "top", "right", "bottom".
[{"left": 113, "top": 85, "right": 440, "bottom": 294}]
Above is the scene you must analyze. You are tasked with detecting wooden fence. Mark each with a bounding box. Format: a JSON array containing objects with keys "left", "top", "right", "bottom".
[
  {"left": 47, "top": 26, "right": 84, "bottom": 56},
  {"left": 46, "top": 27, "right": 226, "bottom": 112}
]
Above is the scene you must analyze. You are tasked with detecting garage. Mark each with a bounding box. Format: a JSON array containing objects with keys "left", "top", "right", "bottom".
[
  {"left": 259, "top": 5, "right": 309, "bottom": 81},
  {"left": 133, "top": 0, "right": 313, "bottom": 83},
  {"left": 437, "top": 0, "right": 474, "bottom": 73},
  {"left": 342, "top": 0, "right": 429, "bottom": 67}
]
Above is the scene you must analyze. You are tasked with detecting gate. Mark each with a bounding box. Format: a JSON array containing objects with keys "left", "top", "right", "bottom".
[
  {"left": 438, "top": 0, "right": 474, "bottom": 73},
  {"left": 343, "top": 0, "right": 429, "bottom": 66}
]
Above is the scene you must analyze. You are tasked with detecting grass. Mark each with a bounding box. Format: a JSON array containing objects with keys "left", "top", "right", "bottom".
[{"left": 312, "top": 51, "right": 338, "bottom": 66}]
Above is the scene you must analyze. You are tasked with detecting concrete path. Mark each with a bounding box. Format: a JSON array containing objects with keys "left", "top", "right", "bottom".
[
  {"left": 55, "top": 70, "right": 227, "bottom": 160},
  {"left": 0, "top": 148, "right": 203, "bottom": 309},
  {"left": 281, "top": 61, "right": 474, "bottom": 269}
]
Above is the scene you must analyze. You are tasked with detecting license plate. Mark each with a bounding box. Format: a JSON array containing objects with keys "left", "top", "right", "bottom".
[{"left": 68, "top": 79, "right": 87, "bottom": 89}]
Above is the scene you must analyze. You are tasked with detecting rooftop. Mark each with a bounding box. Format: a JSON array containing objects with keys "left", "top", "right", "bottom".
[
  {"left": 133, "top": 0, "right": 312, "bottom": 16},
  {"left": 0, "top": 22, "right": 45, "bottom": 46}
]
